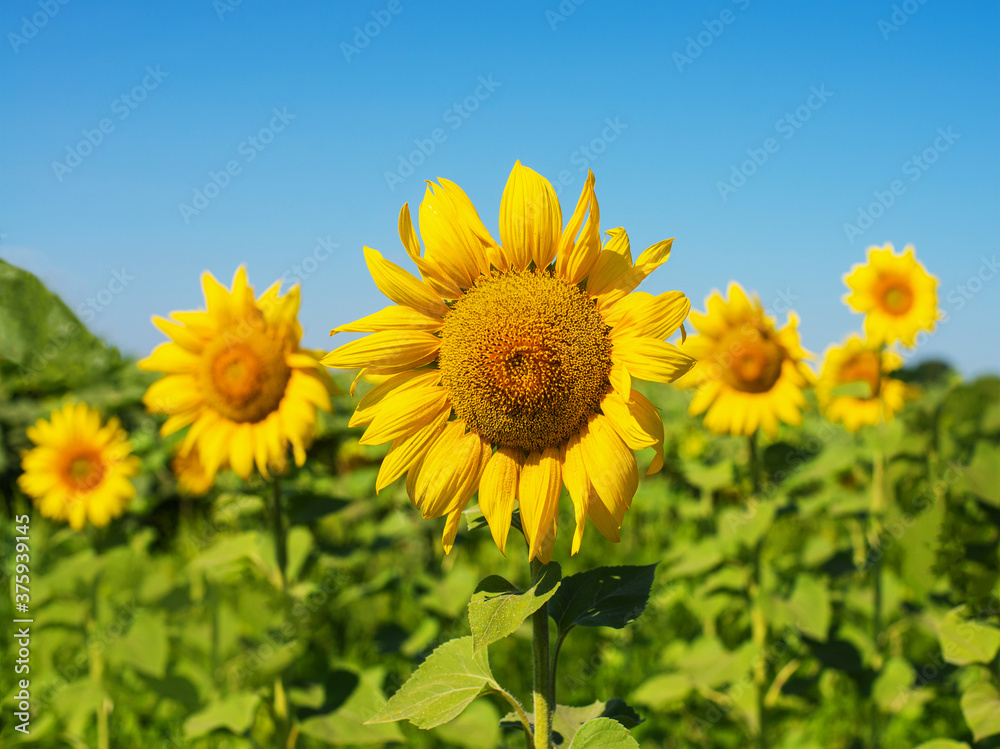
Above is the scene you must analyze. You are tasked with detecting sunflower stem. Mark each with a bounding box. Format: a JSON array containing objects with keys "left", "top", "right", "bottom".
[
  {"left": 269, "top": 476, "right": 292, "bottom": 747},
  {"left": 748, "top": 433, "right": 768, "bottom": 749},
  {"left": 870, "top": 440, "right": 886, "bottom": 749},
  {"left": 530, "top": 558, "right": 552, "bottom": 749}
]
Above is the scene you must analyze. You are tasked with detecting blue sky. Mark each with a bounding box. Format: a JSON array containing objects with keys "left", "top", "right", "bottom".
[{"left": 2, "top": 0, "right": 998, "bottom": 375}]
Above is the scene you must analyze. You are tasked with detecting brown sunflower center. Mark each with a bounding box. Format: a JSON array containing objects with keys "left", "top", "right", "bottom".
[
  {"left": 877, "top": 276, "right": 914, "bottom": 315},
  {"left": 718, "top": 325, "right": 785, "bottom": 394},
  {"left": 201, "top": 331, "right": 290, "bottom": 423},
  {"left": 64, "top": 452, "right": 105, "bottom": 493},
  {"left": 439, "top": 269, "right": 613, "bottom": 452},
  {"left": 839, "top": 350, "right": 881, "bottom": 399}
]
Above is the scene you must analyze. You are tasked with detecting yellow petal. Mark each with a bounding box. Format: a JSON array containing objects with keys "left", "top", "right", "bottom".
[
  {"left": 349, "top": 370, "right": 442, "bottom": 427},
  {"left": 414, "top": 422, "right": 487, "bottom": 518},
  {"left": 561, "top": 433, "right": 590, "bottom": 555},
  {"left": 518, "top": 446, "right": 562, "bottom": 562},
  {"left": 555, "top": 171, "right": 601, "bottom": 284},
  {"left": 500, "top": 161, "right": 562, "bottom": 271},
  {"left": 138, "top": 342, "right": 201, "bottom": 374},
  {"left": 332, "top": 305, "right": 443, "bottom": 334},
  {"left": 398, "top": 203, "right": 421, "bottom": 262},
  {"left": 613, "top": 338, "right": 696, "bottom": 383},
  {"left": 376, "top": 409, "right": 450, "bottom": 493},
  {"left": 610, "top": 291, "right": 690, "bottom": 342},
  {"left": 362, "top": 246, "right": 448, "bottom": 316},
  {"left": 579, "top": 413, "right": 637, "bottom": 534},
  {"left": 321, "top": 331, "right": 440, "bottom": 371},
  {"left": 419, "top": 179, "right": 494, "bottom": 289},
  {"left": 359, "top": 387, "right": 450, "bottom": 446},
  {"left": 478, "top": 447, "right": 522, "bottom": 555}
]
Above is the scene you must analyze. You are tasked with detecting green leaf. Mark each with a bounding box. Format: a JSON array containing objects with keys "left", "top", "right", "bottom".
[
  {"left": 940, "top": 606, "right": 1000, "bottom": 666},
  {"left": 468, "top": 563, "right": 561, "bottom": 653},
  {"left": 432, "top": 700, "right": 500, "bottom": 748},
  {"left": 298, "top": 668, "right": 405, "bottom": 745},
  {"left": 961, "top": 442, "right": 1000, "bottom": 507},
  {"left": 872, "top": 657, "right": 916, "bottom": 713},
  {"left": 570, "top": 717, "right": 641, "bottom": 748},
  {"left": 632, "top": 672, "right": 692, "bottom": 708},
  {"left": 961, "top": 682, "right": 1000, "bottom": 742},
  {"left": 184, "top": 693, "right": 261, "bottom": 739},
  {"left": 0, "top": 258, "right": 102, "bottom": 367},
  {"left": 785, "top": 574, "right": 831, "bottom": 642},
  {"left": 286, "top": 525, "right": 314, "bottom": 583},
  {"left": 913, "top": 741, "right": 971, "bottom": 749},
  {"left": 106, "top": 610, "right": 169, "bottom": 679},
  {"left": 549, "top": 564, "right": 657, "bottom": 633},
  {"left": 365, "top": 637, "right": 496, "bottom": 730}
]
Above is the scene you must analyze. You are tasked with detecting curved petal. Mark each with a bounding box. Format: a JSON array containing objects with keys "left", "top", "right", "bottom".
[
  {"left": 517, "top": 446, "right": 562, "bottom": 562},
  {"left": 376, "top": 409, "right": 450, "bottom": 492},
  {"left": 500, "top": 161, "right": 562, "bottom": 271},
  {"left": 613, "top": 338, "right": 696, "bottom": 383},
  {"left": 555, "top": 172, "right": 601, "bottom": 284},
  {"left": 609, "top": 292, "right": 690, "bottom": 342},
  {"left": 419, "top": 179, "right": 494, "bottom": 288},
  {"left": 362, "top": 247, "right": 448, "bottom": 317},
  {"left": 359, "top": 387, "right": 450, "bottom": 446},
  {"left": 590, "top": 238, "right": 675, "bottom": 309},
  {"left": 332, "top": 305, "right": 443, "bottom": 334},
  {"left": 321, "top": 330, "right": 440, "bottom": 371},
  {"left": 414, "top": 422, "right": 487, "bottom": 518},
  {"left": 478, "top": 447, "right": 522, "bottom": 555},
  {"left": 561, "top": 433, "right": 591, "bottom": 555},
  {"left": 579, "top": 413, "right": 637, "bottom": 537}
]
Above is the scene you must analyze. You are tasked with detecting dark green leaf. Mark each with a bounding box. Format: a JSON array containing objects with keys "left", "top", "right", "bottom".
[{"left": 549, "top": 564, "right": 657, "bottom": 633}]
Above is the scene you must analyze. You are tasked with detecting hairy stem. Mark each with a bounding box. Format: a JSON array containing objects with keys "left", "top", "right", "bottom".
[{"left": 531, "top": 558, "right": 552, "bottom": 749}]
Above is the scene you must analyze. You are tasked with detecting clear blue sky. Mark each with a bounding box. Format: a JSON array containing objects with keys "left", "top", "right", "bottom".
[{"left": 2, "top": 0, "right": 998, "bottom": 375}]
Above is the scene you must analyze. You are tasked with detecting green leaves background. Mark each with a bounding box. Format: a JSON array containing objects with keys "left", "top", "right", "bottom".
[{"left": 1, "top": 261, "right": 998, "bottom": 746}]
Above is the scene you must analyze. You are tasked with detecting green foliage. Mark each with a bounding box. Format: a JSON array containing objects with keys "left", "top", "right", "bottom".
[{"left": 0, "top": 264, "right": 995, "bottom": 747}]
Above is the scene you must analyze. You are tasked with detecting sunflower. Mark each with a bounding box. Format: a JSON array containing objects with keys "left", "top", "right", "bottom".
[
  {"left": 172, "top": 448, "right": 214, "bottom": 496},
  {"left": 18, "top": 402, "right": 140, "bottom": 530},
  {"left": 816, "top": 334, "right": 907, "bottom": 432},
  {"left": 322, "top": 162, "right": 694, "bottom": 562},
  {"left": 676, "top": 283, "right": 813, "bottom": 438},
  {"left": 138, "top": 267, "right": 336, "bottom": 485},
  {"left": 843, "top": 243, "right": 938, "bottom": 348}
]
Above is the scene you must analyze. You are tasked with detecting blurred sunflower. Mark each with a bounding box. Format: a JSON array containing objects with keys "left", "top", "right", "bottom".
[
  {"left": 18, "top": 402, "right": 140, "bottom": 530},
  {"left": 843, "top": 243, "right": 938, "bottom": 348},
  {"left": 139, "top": 267, "right": 336, "bottom": 486},
  {"left": 816, "top": 335, "right": 907, "bottom": 432},
  {"left": 172, "top": 448, "right": 214, "bottom": 496},
  {"left": 677, "top": 283, "right": 813, "bottom": 438},
  {"left": 323, "top": 162, "right": 695, "bottom": 562}
]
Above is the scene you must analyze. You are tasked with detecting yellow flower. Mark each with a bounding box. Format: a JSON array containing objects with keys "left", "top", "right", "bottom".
[
  {"left": 817, "top": 335, "right": 907, "bottom": 432},
  {"left": 139, "top": 267, "right": 336, "bottom": 485},
  {"left": 172, "top": 448, "right": 214, "bottom": 496},
  {"left": 322, "top": 162, "right": 695, "bottom": 562},
  {"left": 677, "top": 283, "right": 813, "bottom": 438},
  {"left": 843, "top": 243, "right": 938, "bottom": 348},
  {"left": 18, "top": 402, "right": 140, "bottom": 530}
]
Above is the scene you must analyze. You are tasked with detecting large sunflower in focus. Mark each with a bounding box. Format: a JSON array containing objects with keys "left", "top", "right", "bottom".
[
  {"left": 139, "top": 268, "right": 335, "bottom": 485},
  {"left": 677, "top": 283, "right": 812, "bottom": 438},
  {"left": 816, "top": 335, "right": 907, "bottom": 432},
  {"left": 843, "top": 243, "right": 938, "bottom": 348},
  {"left": 18, "top": 402, "right": 140, "bottom": 530},
  {"left": 322, "top": 162, "right": 695, "bottom": 562}
]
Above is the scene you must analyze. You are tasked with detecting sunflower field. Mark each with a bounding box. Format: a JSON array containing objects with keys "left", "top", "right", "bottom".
[{"left": 1, "top": 164, "right": 999, "bottom": 749}]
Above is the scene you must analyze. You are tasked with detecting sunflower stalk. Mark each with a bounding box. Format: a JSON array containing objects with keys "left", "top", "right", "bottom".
[
  {"left": 748, "top": 432, "right": 768, "bottom": 749},
  {"left": 870, "top": 435, "right": 886, "bottom": 749},
  {"left": 269, "top": 476, "right": 293, "bottom": 747},
  {"left": 530, "top": 558, "right": 553, "bottom": 749}
]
